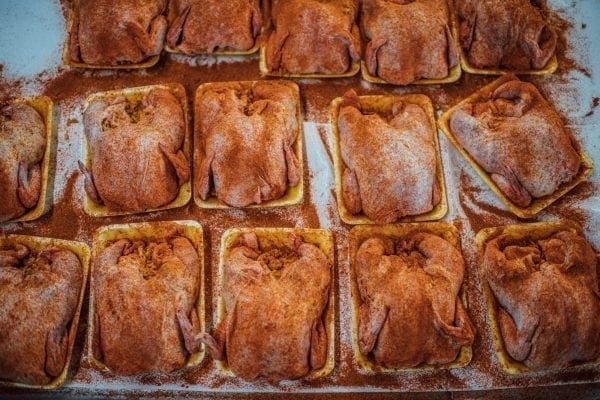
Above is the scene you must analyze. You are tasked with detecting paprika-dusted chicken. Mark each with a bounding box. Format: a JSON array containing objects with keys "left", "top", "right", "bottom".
[
  {"left": 483, "top": 230, "right": 600, "bottom": 370},
  {"left": 362, "top": 0, "right": 458, "bottom": 84},
  {"left": 0, "top": 244, "right": 82, "bottom": 385},
  {"left": 195, "top": 81, "right": 300, "bottom": 207},
  {"left": 191, "top": 232, "right": 331, "bottom": 380},
  {"left": 449, "top": 77, "right": 580, "bottom": 208},
  {"left": 456, "top": 0, "right": 557, "bottom": 70},
  {"left": 356, "top": 232, "right": 474, "bottom": 368},
  {"left": 337, "top": 90, "right": 440, "bottom": 223},
  {"left": 93, "top": 235, "right": 200, "bottom": 375},
  {"left": 265, "top": 0, "right": 361, "bottom": 75},
  {"left": 167, "top": 0, "right": 262, "bottom": 54},
  {"left": 0, "top": 104, "right": 46, "bottom": 222},
  {"left": 80, "top": 87, "right": 189, "bottom": 213},
  {"left": 69, "top": 0, "right": 168, "bottom": 66}
]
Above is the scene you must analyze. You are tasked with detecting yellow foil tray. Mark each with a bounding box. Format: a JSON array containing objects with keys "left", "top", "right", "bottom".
[
  {"left": 348, "top": 222, "right": 473, "bottom": 373},
  {"left": 259, "top": 46, "right": 361, "bottom": 78},
  {"left": 475, "top": 220, "right": 600, "bottom": 374},
  {"left": 330, "top": 93, "right": 448, "bottom": 225},
  {"left": 3, "top": 96, "right": 55, "bottom": 223},
  {"left": 215, "top": 227, "right": 335, "bottom": 379},
  {"left": 193, "top": 80, "right": 304, "bottom": 209},
  {"left": 88, "top": 220, "right": 205, "bottom": 373},
  {"left": 438, "top": 74, "right": 593, "bottom": 218},
  {"left": 0, "top": 234, "right": 90, "bottom": 389},
  {"left": 63, "top": 0, "right": 161, "bottom": 69},
  {"left": 82, "top": 84, "right": 192, "bottom": 217}
]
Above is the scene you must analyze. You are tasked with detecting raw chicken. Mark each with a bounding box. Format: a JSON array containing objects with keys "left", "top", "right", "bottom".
[
  {"left": 0, "top": 104, "right": 46, "bottom": 222},
  {"left": 0, "top": 244, "right": 82, "bottom": 385},
  {"left": 93, "top": 234, "right": 200, "bottom": 375},
  {"left": 167, "top": 0, "right": 262, "bottom": 54},
  {"left": 265, "top": 0, "right": 361, "bottom": 74},
  {"left": 362, "top": 0, "right": 458, "bottom": 84},
  {"left": 356, "top": 232, "right": 474, "bottom": 368},
  {"left": 190, "top": 232, "right": 331, "bottom": 380},
  {"left": 80, "top": 88, "right": 189, "bottom": 213},
  {"left": 483, "top": 230, "right": 600, "bottom": 370},
  {"left": 338, "top": 90, "right": 440, "bottom": 223},
  {"left": 195, "top": 81, "right": 300, "bottom": 207},
  {"left": 456, "top": 0, "right": 557, "bottom": 70},
  {"left": 69, "top": 0, "right": 168, "bottom": 66},
  {"left": 449, "top": 77, "right": 580, "bottom": 208}
]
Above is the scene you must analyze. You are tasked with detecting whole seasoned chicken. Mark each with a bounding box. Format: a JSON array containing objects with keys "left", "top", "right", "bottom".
[
  {"left": 266, "top": 0, "right": 361, "bottom": 74},
  {"left": 449, "top": 77, "right": 580, "bottom": 208},
  {"left": 69, "top": 0, "right": 167, "bottom": 66},
  {"left": 195, "top": 81, "right": 300, "bottom": 207},
  {"left": 167, "top": 0, "right": 262, "bottom": 54},
  {"left": 483, "top": 230, "right": 600, "bottom": 370},
  {"left": 356, "top": 232, "right": 474, "bottom": 368},
  {"left": 80, "top": 88, "right": 189, "bottom": 213},
  {"left": 456, "top": 0, "right": 557, "bottom": 70},
  {"left": 0, "top": 104, "right": 46, "bottom": 222},
  {"left": 362, "top": 0, "right": 458, "bottom": 84},
  {"left": 0, "top": 244, "right": 82, "bottom": 385},
  {"left": 187, "top": 232, "right": 331, "bottom": 380},
  {"left": 93, "top": 234, "right": 200, "bottom": 375},
  {"left": 338, "top": 90, "right": 440, "bottom": 223}
]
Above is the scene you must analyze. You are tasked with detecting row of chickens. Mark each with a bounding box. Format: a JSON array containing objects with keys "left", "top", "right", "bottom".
[{"left": 68, "top": 0, "right": 557, "bottom": 83}]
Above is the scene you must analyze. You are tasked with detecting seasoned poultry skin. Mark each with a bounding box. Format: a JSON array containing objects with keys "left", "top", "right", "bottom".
[
  {"left": 449, "top": 77, "right": 580, "bottom": 208},
  {"left": 483, "top": 230, "right": 600, "bottom": 370},
  {"left": 338, "top": 90, "right": 440, "bottom": 223},
  {"left": 362, "top": 0, "right": 458, "bottom": 84},
  {"left": 0, "top": 244, "right": 82, "bottom": 385},
  {"left": 356, "top": 232, "right": 474, "bottom": 368},
  {"left": 167, "top": 0, "right": 262, "bottom": 54},
  {"left": 69, "top": 0, "right": 167, "bottom": 66},
  {"left": 80, "top": 88, "right": 189, "bottom": 213},
  {"left": 0, "top": 103, "right": 46, "bottom": 222},
  {"left": 266, "top": 0, "right": 361, "bottom": 74},
  {"left": 93, "top": 235, "right": 200, "bottom": 375},
  {"left": 195, "top": 81, "right": 300, "bottom": 207}
]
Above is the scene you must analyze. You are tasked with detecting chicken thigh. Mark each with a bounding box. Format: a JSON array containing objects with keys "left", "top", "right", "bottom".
[
  {"left": 456, "top": 0, "right": 557, "bottom": 70},
  {"left": 0, "top": 104, "right": 46, "bottom": 222},
  {"left": 195, "top": 81, "right": 300, "bottom": 207},
  {"left": 69, "top": 0, "right": 167, "bottom": 66},
  {"left": 483, "top": 230, "right": 600, "bottom": 370},
  {"left": 362, "top": 0, "right": 458, "bottom": 84},
  {"left": 265, "top": 0, "right": 361, "bottom": 74},
  {"left": 338, "top": 90, "right": 440, "bottom": 223},
  {"left": 0, "top": 244, "right": 82, "bottom": 385},
  {"left": 449, "top": 77, "right": 580, "bottom": 208},
  {"left": 80, "top": 88, "right": 189, "bottom": 213},
  {"left": 356, "top": 232, "right": 474, "bottom": 368},
  {"left": 167, "top": 0, "right": 262, "bottom": 54},
  {"left": 93, "top": 235, "right": 200, "bottom": 375}
]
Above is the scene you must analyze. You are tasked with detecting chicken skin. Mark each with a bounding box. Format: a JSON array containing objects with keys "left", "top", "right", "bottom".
[
  {"left": 265, "top": 0, "right": 361, "bottom": 75},
  {"left": 362, "top": 0, "right": 458, "bottom": 84},
  {"left": 192, "top": 232, "right": 331, "bottom": 380},
  {"left": 338, "top": 90, "right": 440, "bottom": 223},
  {"left": 93, "top": 235, "right": 200, "bottom": 375},
  {"left": 80, "top": 88, "right": 189, "bottom": 213},
  {"left": 0, "top": 244, "right": 82, "bottom": 385},
  {"left": 69, "top": 0, "right": 168, "bottom": 66},
  {"left": 449, "top": 77, "right": 580, "bottom": 208},
  {"left": 195, "top": 81, "right": 300, "bottom": 207},
  {"left": 167, "top": 0, "right": 262, "bottom": 54},
  {"left": 456, "top": 0, "right": 557, "bottom": 70},
  {"left": 356, "top": 232, "right": 474, "bottom": 368},
  {"left": 0, "top": 104, "right": 46, "bottom": 222},
  {"left": 483, "top": 230, "right": 600, "bottom": 370}
]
